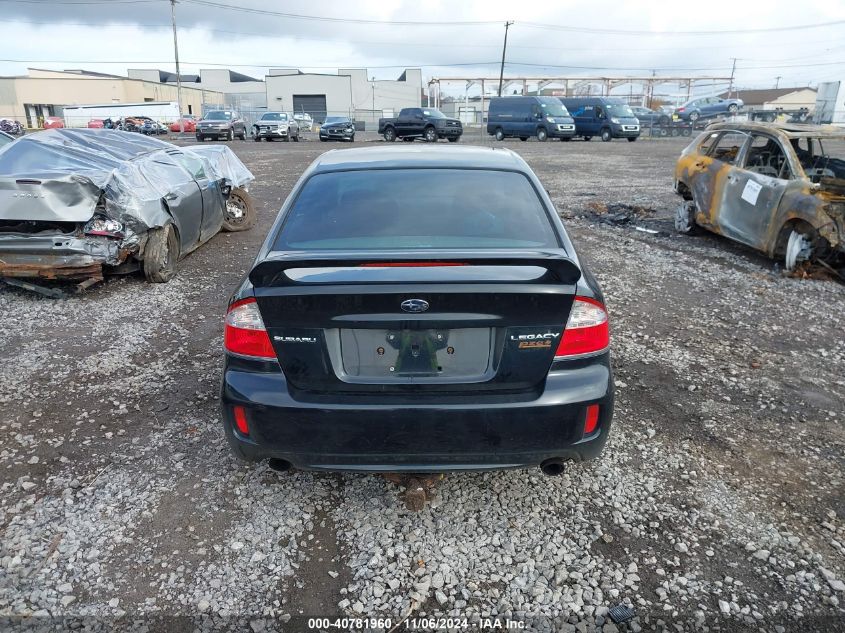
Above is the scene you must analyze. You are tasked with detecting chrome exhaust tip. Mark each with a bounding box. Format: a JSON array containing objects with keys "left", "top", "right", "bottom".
[{"left": 540, "top": 458, "right": 566, "bottom": 476}]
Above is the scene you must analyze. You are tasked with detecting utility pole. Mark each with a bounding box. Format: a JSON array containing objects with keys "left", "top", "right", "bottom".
[
  {"left": 371, "top": 77, "right": 375, "bottom": 123},
  {"left": 497, "top": 21, "right": 514, "bottom": 97},
  {"left": 170, "top": 0, "right": 184, "bottom": 134},
  {"left": 728, "top": 57, "right": 738, "bottom": 99},
  {"left": 774, "top": 75, "right": 782, "bottom": 88}
]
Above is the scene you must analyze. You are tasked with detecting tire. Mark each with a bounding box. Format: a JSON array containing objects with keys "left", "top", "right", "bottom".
[
  {"left": 681, "top": 128, "right": 692, "bottom": 137},
  {"left": 383, "top": 127, "right": 396, "bottom": 142},
  {"left": 447, "top": 136, "right": 458, "bottom": 142},
  {"left": 253, "top": 132, "right": 261, "bottom": 142},
  {"left": 784, "top": 229, "right": 813, "bottom": 272},
  {"left": 293, "top": 131, "right": 300, "bottom": 142},
  {"left": 658, "top": 115, "right": 670, "bottom": 126},
  {"left": 536, "top": 127, "right": 548, "bottom": 142},
  {"left": 195, "top": 135, "right": 203, "bottom": 142},
  {"left": 226, "top": 128, "right": 234, "bottom": 141},
  {"left": 600, "top": 128, "right": 612, "bottom": 142},
  {"left": 659, "top": 128, "right": 669, "bottom": 137},
  {"left": 671, "top": 128, "right": 680, "bottom": 137},
  {"left": 222, "top": 187, "right": 256, "bottom": 232},
  {"left": 424, "top": 126, "right": 437, "bottom": 142},
  {"left": 728, "top": 104, "right": 739, "bottom": 115},
  {"left": 349, "top": 135, "right": 355, "bottom": 142},
  {"left": 238, "top": 128, "right": 246, "bottom": 140},
  {"left": 319, "top": 136, "right": 326, "bottom": 142},
  {"left": 674, "top": 200, "right": 699, "bottom": 235},
  {"left": 495, "top": 128, "right": 505, "bottom": 141},
  {"left": 143, "top": 224, "right": 179, "bottom": 283},
  {"left": 627, "top": 136, "right": 637, "bottom": 142},
  {"left": 689, "top": 111, "right": 700, "bottom": 123}
]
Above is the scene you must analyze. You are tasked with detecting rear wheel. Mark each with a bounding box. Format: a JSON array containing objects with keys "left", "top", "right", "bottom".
[
  {"left": 424, "top": 126, "right": 437, "bottom": 142},
  {"left": 253, "top": 131, "right": 261, "bottom": 142},
  {"left": 226, "top": 128, "right": 234, "bottom": 141},
  {"left": 238, "top": 128, "right": 246, "bottom": 140},
  {"left": 495, "top": 128, "right": 505, "bottom": 141},
  {"left": 143, "top": 224, "right": 179, "bottom": 283},
  {"left": 536, "top": 127, "right": 548, "bottom": 142},
  {"left": 600, "top": 128, "right": 612, "bottom": 142},
  {"left": 222, "top": 187, "right": 256, "bottom": 232},
  {"left": 784, "top": 229, "right": 813, "bottom": 272},
  {"left": 383, "top": 127, "right": 396, "bottom": 142},
  {"left": 728, "top": 103, "right": 739, "bottom": 115}
]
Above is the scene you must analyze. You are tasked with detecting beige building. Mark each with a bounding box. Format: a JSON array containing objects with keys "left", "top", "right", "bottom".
[
  {"left": 0, "top": 68, "right": 224, "bottom": 128},
  {"left": 718, "top": 87, "right": 817, "bottom": 111}
]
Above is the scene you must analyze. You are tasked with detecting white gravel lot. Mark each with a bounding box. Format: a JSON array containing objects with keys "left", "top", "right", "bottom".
[{"left": 0, "top": 134, "right": 843, "bottom": 632}]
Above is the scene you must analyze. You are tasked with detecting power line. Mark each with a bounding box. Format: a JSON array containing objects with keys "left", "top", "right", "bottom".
[
  {"left": 6, "top": 19, "right": 843, "bottom": 53},
  {"left": 520, "top": 19, "right": 845, "bottom": 35}
]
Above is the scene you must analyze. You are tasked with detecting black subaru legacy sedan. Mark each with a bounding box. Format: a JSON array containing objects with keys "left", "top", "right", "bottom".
[{"left": 221, "top": 145, "right": 613, "bottom": 475}]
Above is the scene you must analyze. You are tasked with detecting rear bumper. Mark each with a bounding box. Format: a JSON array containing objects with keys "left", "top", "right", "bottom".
[
  {"left": 0, "top": 234, "right": 124, "bottom": 280},
  {"left": 220, "top": 356, "right": 614, "bottom": 472}
]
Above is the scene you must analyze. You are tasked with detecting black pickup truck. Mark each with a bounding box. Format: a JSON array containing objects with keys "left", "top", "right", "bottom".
[{"left": 378, "top": 107, "right": 462, "bottom": 142}]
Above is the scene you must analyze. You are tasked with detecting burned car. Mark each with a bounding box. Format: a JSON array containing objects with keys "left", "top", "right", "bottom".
[
  {"left": 0, "top": 129, "right": 255, "bottom": 293},
  {"left": 674, "top": 122, "right": 845, "bottom": 272}
]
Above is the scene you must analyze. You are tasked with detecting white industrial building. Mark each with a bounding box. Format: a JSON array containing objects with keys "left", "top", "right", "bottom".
[
  {"left": 128, "top": 68, "right": 266, "bottom": 110},
  {"left": 265, "top": 68, "right": 423, "bottom": 126}
]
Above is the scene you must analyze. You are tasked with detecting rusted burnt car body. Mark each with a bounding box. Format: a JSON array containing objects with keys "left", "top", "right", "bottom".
[
  {"left": 674, "top": 122, "right": 845, "bottom": 271},
  {"left": 0, "top": 129, "right": 254, "bottom": 291}
]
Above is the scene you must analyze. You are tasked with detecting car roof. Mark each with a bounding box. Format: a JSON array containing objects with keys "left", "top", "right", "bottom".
[
  {"left": 707, "top": 121, "right": 845, "bottom": 139},
  {"left": 310, "top": 145, "right": 527, "bottom": 172}
]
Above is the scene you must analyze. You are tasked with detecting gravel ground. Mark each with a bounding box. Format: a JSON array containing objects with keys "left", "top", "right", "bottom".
[{"left": 1, "top": 131, "right": 843, "bottom": 633}]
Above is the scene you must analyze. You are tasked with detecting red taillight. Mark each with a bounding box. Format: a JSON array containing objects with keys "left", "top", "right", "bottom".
[
  {"left": 233, "top": 405, "right": 249, "bottom": 435},
  {"left": 584, "top": 404, "right": 600, "bottom": 435},
  {"left": 224, "top": 298, "right": 276, "bottom": 360},
  {"left": 555, "top": 297, "right": 609, "bottom": 358},
  {"left": 359, "top": 262, "right": 466, "bottom": 267}
]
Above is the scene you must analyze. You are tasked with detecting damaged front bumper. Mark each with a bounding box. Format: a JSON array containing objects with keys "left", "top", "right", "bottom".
[{"left": 0, "top": 233, "right": 128, "bottom": 281}]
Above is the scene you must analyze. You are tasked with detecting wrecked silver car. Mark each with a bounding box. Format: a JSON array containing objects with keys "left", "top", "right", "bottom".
[
  {"left": 674, "top": 122, "right": 845, "bottom": 273},
  {"left": 0, "top": 129, "right": 255, "bottom": 293}
]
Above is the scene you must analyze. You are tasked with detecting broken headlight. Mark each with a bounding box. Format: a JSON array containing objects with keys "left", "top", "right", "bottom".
[{"left": 83, "top": 216, "right": 124, "bottom": 238}]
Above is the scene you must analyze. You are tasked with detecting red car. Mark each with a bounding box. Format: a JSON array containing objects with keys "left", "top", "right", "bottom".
[
  {"left": 169, "top": 117, "right": 197, "bottom": 133},
  {"left": 87, "top": 119, "right": 104, "bottom": 129},
  {"left": 43, "top": 116, "right": 65, "bottom": 129}
]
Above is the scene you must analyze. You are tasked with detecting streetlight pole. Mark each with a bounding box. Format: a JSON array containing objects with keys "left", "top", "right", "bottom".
[
  {"left": 170, "top": 0, "right": 184, "bottom": 134},
  {"left": 728, "top": 57, "right": 738, "bottom": 99},
  {"left": 497, "top": 21, "right": 514, "bottom": 98}
]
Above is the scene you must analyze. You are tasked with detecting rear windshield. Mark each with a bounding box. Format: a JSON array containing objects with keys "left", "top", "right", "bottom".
[{"left": 274, "top": 169, "right": 558, "bottom": 250}]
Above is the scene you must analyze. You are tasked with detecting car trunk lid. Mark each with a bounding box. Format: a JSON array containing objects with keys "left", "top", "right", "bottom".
[
  {"left": 0, "top": 174, "right": 100, "bottom": 223},
  {"left": 250, "top": 251, "right": 580, "bottom": 394}
]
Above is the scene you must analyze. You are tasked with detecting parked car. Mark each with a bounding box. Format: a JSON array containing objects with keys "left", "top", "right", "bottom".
[
  {"left": 293, "top": 112, "right": 313, "bottom": 132},
  {"left": 630, "top": 106, "right": 671, "bottom": 127},
  {"left": 42, "top": 116, "right": 64, "bottom": 129},
  {"left": 558, "top": 97, "right": 640, "bottom": 142},
  {"left": 0, "top": 118, "right": 25, "bottom": 136},
  {"left": 674, "top": 96, "right": 744, "bottom": 122},
  {"left": 140, "top": 119, "right": 167, "bottom": 136},
  {"left": 318, "top": 116, "right": 355, "bottom": 142},
  {"left": 674, "top": 122, "right": 845, "bottom": 272},
  {"left": 378, "top": 108, "right": 462, "bottom": 142},
  {"left": 196, "top": 110, "right": 247, "bottom": 141},
  {"left": 87, "top": 119, "right": 104, "bottom": 129},
  {"left": 0, "top": 131, "right": 15, "bottom": 147},
  {"left": 220, "top": 145, "right": 613, "bottom": 474},
  {"left": 0, "top": 129, "right": 255, "bottom": 292},
  {"left": 169, "top": 116, "right": 197, "bottom": 133},
  {"left": 252, "top": 112, "right": 300, "bottom": 142},
  {"left": 487, "top": 96, "right": 576, "bottom": 142}
]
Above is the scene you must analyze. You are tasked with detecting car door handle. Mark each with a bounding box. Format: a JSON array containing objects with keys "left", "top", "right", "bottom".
[{"left": 164, "top": 192, "right": 179, "bottom": 201}]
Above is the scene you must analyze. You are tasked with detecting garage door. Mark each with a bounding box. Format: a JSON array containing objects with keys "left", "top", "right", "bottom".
[{"left": 292, "top": 95, "right": 328, "bottom": 124}]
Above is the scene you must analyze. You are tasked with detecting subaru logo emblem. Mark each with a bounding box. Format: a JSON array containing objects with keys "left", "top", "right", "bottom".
[{"left": 401, "top": 299, "right": 429, "bottom": 313}]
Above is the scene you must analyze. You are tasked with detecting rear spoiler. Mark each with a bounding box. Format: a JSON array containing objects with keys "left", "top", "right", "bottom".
[{"left": 249, "top": 251, "right": 581, "bottom": 287}]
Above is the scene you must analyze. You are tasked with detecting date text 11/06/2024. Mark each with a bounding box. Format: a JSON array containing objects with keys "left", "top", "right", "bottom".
[{"left": 307, "top": 617, "right": 526, "bottom": 630}]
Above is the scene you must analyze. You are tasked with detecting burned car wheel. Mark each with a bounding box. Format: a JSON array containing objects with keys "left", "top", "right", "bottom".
[
  {"left": 143, "top": 224, "right": 179, "bottom": 283},
  {"left": 222, "top": 187, "right": 256, "bottom": 232},
  {"left": 674, "top": 200, "right": 699, "bottom": 234},
  {"left": 784, "top": 229, "right": 813, "bottom": 272}
]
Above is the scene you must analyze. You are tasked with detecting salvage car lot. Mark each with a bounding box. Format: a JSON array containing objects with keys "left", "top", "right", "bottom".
[{"left": 1, "top": 133, "right": 843, "bottom": 631}]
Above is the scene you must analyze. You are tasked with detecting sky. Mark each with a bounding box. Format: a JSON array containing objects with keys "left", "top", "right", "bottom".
[{"left": 1, "top": 0, "right": 844, "bottom": 99}]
